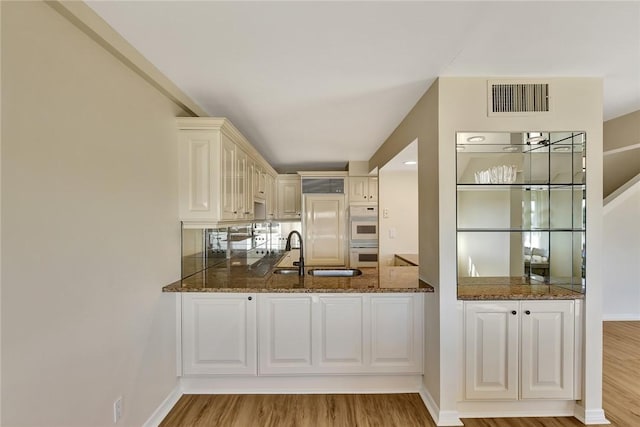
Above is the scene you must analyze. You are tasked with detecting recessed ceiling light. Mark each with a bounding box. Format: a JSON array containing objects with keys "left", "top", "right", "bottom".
[
  {"left": 553, "top": 146, "right": 571, "bottom": 152},
  {"left": 403, "top": 160, "right": 417, "bottom": 165},
  {"left": 467, "top": 136, "right": 485, "bottom": 143},
  {"left": 456, "top": 145, "right": 465, "bottom": 152},
  {"left": 502, "top": 146, "right": 519, "bottom": 152}
]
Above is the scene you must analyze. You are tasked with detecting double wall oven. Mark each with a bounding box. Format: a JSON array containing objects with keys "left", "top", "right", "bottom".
[{"left": 349, "top": 206, "right": 378, "bottom": 267}]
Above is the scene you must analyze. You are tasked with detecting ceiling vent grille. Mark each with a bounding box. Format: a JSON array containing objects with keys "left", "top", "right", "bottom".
[{"left": 488, "top": 81, "right": 550, "bottom": 115}]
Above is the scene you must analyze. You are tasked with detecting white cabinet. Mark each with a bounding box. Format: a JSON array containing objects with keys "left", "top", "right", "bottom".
[
  {"left": 253, "top": 164, "right": 267, "bottom": 201},
  {"left": 349, "top": 176, "right": 378, "bottom": 203},
  {"left": 276, "top": 174, "right": 301, "bottom": 219},
  {"left": 265, "top": 173, "right": 276, "bottom": 219},
  {"left": 182, "top": 293, "right": 257, "bottom": 375},
  {"left": 258, "top": 293, "right": 423, "bottom": 375},
  {"left": 520, "top": 301, "right": 575, "bottom": 399},
  {"left": 235, "top": 147, "right": 252, "bottom": 219},
  {"left": 369, "top": 295, "right": 423, "bottom": 371},
  {"left": 178, "top": 118, "right": 277, "bottom": 225},
  {"left": 304, "top": 194, "right": 346, "bottom": 266},
  {"left": 464, "top": 300, "right": 575, "bottom": 401},
  {"left": 464, "top": 301, "right": 519, "bottom": 400}
]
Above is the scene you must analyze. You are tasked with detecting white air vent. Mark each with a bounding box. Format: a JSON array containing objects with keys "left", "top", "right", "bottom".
[{"left": 488, "top": 80, "right": 550, "bottom": 116}]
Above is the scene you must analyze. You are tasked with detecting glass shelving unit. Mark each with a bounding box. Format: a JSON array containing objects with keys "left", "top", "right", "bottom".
[{"left": 456, "top": 131, "right": 586, "bottom": 292}]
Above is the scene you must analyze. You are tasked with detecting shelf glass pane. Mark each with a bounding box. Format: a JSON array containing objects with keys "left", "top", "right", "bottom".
[{"left": 456, "top": 131, "right": 587, "bottom": 294}]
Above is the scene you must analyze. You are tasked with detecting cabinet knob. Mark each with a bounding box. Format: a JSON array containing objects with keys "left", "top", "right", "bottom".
[
  {"left": 525, "top": 310, "right": 531, "bottom": 315},
  {"left": 511, "top": 310, "right": 517, "bottom": 315},
  {"left": 247, "top": 296, "right": 253, "bottom": 301}
]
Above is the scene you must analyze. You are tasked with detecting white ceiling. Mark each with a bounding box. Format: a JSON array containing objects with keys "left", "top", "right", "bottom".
[{"left": 86, "top": 1, "right": 640, "bottom": 172}]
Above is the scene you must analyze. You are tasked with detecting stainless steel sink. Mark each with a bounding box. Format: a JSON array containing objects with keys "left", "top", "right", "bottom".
[
  {"left": 307, "top": 268, "right": 362, "bottom": 277},
  {"left": 272, "top": 268, "right": 301, "bottom": 275}
]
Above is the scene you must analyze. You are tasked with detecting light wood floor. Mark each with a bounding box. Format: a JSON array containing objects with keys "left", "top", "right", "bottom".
[{"left": 161, "top": 321, "right": 639, "bottom": 427}]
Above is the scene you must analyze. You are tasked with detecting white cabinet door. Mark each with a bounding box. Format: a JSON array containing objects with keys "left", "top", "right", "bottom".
[
  {"left": 368, "top": 177, "right": 378, "bottom": 202},
  {"left": 179, "top": 132, "right": 212, "bottom": 215},
  {"left": 235, "top": 147, "right": 250, "bottom": 219},
  {"left": 182, "top": 293, "right": 257, "bottom": 375},
  {"left": 316, "top": 295, "right": 365, "bottom": 372},
  {"left": 277, "top": 175, "right": 301, "bottom": 219},
  {"left": 254, "top": 164, "right": 267, "bottom": 200},
  {"left": 369, "top": 295, "right": 423, "bottom": 373},
  {"left": 265, "top": 174, "right": 276, "bottom": 218},
  {"left": 304, "top": 194, "right": 346, "bottom": 266},
  {"left": 349, "top": 177, "right": 369, "bottom": 202},
  {"left": 220, "top": 134, "right": 236, "bottom": 220},
  {"left": 521, "top": 300, "right": 574, "bottom": 399},
  {"left": 464, "top": 301, "right": 519, "bottom": 400},
  {"left": 258, "top": 295, "right": 314, "bottom": 374}
]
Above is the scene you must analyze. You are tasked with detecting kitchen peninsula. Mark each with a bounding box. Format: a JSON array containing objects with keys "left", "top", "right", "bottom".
[{"left": 163, "top": 251, "right": 434, "bottom": 293}]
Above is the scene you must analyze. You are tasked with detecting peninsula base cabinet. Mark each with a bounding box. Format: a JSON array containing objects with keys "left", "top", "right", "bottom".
[
  {"left": 181, "top": 293, "right": 423, "bottom": 377},
  {"left": 258, "top": 293, "right": 423, "bottom": 375},
  {"left": 464, "top": 300, "right": 580, "bottom": 401}
]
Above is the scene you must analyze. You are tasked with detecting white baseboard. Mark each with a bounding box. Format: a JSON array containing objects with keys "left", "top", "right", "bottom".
[
  {"left": 143, "top": 383, "right": 183, "bottom": 427},
  {"left": 181, "top": 374, "right": 423, "bottom": 394},
  {"left": 458, "top": 399, "right": 577, "bottom": 419},
  {"left": 418, "top": 387, "right": 463, "bottom": 426},
  {"left": 574, "top": 405, "right": 611, "bottom": 425},
  {"left": 602, "top": 314, "right": 640, "bottom": 321}
]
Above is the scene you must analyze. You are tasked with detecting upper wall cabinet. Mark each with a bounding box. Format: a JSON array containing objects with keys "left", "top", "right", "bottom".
[
  {"left": 177, "top": 118, "right": 277, "bottom": 226},
  {"left": 349, "top": 176, "right": 378, "bottom": 204}
]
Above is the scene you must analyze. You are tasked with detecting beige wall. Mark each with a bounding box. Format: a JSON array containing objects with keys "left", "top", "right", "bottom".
[
  {"left": 2, "top": 2, "right": 186, "bottom": 425},
  {"left": 370, "top": 80, "right": 442, "bottom": 414},
  {"left": 378, "top": 170, "right": 418, "bottom": 266},
  {"left": 603, "top": 110, "right": 640, "bottom": 197}
]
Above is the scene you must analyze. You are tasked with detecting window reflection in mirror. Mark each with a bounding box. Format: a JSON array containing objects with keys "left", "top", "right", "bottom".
[{"left": 456, "top": 131, "right": 586, "bottom": 293}]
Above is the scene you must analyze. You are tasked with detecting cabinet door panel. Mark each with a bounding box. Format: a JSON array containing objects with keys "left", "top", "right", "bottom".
[
  {"left": 368, "top": 177, "right": 378, "bottom": 202},
  {"left": 182, "top": 294, "right": 256, "bottom": 375},
  {"left": 369, "top": 295, "right": 422, "bottom": 372},
  {"left": 220, "top": 135, "right": 236, "bottom": 220},
  {"left": 317, "top": 296, "right": 364, "bottom": 368},
  {"left": 349, "top": 177, "right": 369, "bottom": 202},
  {"left": 304, "top": 195, "right": 345, "bottom": 266},
  {"left": 465, "top": 301, "right": 519, "bottom": 400},
  {"left": 521, "top": 300, "right": 574, "bottom": 399},
  {"left": 258, "top": 295, "right": 313, "bottom": 374}
]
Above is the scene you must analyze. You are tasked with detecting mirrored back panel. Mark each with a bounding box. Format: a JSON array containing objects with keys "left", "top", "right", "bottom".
[{"left": 456, "top": 131, "right": 586, "bottom": 293}]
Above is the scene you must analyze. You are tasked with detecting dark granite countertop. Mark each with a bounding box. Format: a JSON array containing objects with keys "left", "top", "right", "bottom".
[
  {"left": 458, "top": 276, "right": 585, "bottom": 300},
  {"left": 164, "top": 251, "right": 434, "bottom": 293}
]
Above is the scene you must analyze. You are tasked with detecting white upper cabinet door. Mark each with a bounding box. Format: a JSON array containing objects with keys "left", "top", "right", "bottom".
[
  {"left": 520, "top": 300, "right": 575, "bottom": 399},
  {"left": 316, "top": 296, "right": 365, "bottom": 372},
  {"left": 304, "top": 194, "right": 346, "bottom": 266},
  {"left": 368, "top": 294, "right": 423, "bottom": 373},
  {"left": 235, "top": 147, "right": 250, "bottom": 219},
  {"left": 178, "top": 130, "right": 220, "bottom": 220},
  {"left": 220, "top": 134, "right": 237, "bottom": 220},
  {"left": 276, "top": 175, "right": 301, "bottom": 219},
  {"left": 258, "top": 295, "right": 314, "bottom": 374},
  {"left": 464, "top": 301, "right": 519, "bottom": 400},
  {"left": 265, "top": 174, "right": 276, "bottom": 218},
  {"left": 349, "top": 177, "right": 369, "bottom": 202},
  {"left": 367, "top": 177, "right": 378, "bottom": 202},
  {"left": 182, "top": 293, "right": 257, "bottom": 376}
]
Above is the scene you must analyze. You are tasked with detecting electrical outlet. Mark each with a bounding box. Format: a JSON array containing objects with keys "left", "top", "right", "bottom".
[{"left": 113, "top": 397, "right": 123, "bottom": 424}]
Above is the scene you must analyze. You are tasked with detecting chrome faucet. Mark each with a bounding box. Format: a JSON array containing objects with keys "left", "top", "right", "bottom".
[{"left": 285, "top": 230, "right": 304, "bottom": 276}]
